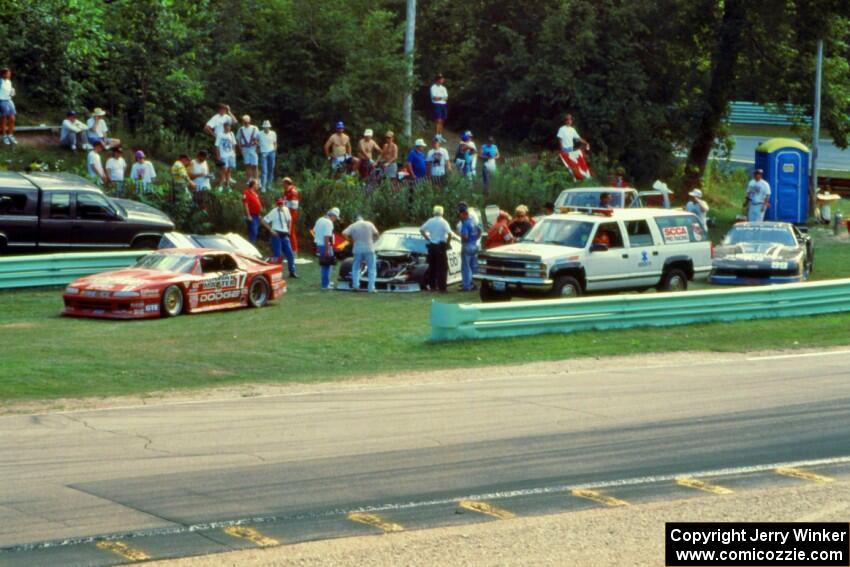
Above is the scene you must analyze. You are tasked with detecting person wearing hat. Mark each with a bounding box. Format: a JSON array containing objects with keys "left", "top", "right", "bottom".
[
  {"left": 105, "top": 147, "right": 127, "bottom": 197},
  {"left": 342, "top": 214, "right": 380, "bottom": 292},
  {"left": 86, "top": 141, "right": 107, "bottom": 185},
  {"left": 458, "top": 203, "right": 481, "bottom": 291},
  {"left": 204, "top": 103, "right": 237, "bottom": 139},
  {"left": 379, "top": 131, "right": 399, "bottom": 185},
  {"left": 242, "top": 179, "right": 263, "bottom": 244},
  {"left": 426, "top": 136, "right": 451, "bottom": 184},
  {"left": 419, "top": 205, "right": 454, "bottom": 292},
  {"left": 485, "top": 210, "right": 514, "bottom": 249},
  {"left": 261, "top": 198, "right": 298, "bottom": 278},
  {"left": 0, "top": 68, "right": 17, "bottom": 145},
  {"left": 130, "top": 150, "right": 157, "bottom": 194},
  {"left": 314, "top": 208, "right": 340, "bottom": 290},
  {"left": 215, "top": 121, "right": 237, "bottom": 191},
  {"left": 170, "top": 154, "right": 196, "bottom": 196},
  {"left": 357, "top": 129, "right": 381, "bottom": 178},
  {"left": 282, "top": 177, "right": 300, "bottom": 254},
  {"left": 454, "top": 131, "right": 477, "bottom": 179},
  {"left": 324, "top": 122, "right": 352, "bottom": 173},
  {"left": 60, "top": 111, "right": 89, "bottom": 151},
  {"left": 86, "top": 108, "right": 120, "bottom": 150},
  {"left": 685, "top": 188, "right": 709, "bottom": 231},
  {"left": 745, "top": 169, "right": 771, "bottom": 222},
  {"left": 407, "top": 138, "right": 428, "bottom": 181},
  {"left": 430, "top": 73, "right": 448, "bottom": 136},
  {"left": 258, "top": 120, "right": 278, "bottom": 191},
  {"left": 237, "top": 114, "right": 260, "bottom": 180}
]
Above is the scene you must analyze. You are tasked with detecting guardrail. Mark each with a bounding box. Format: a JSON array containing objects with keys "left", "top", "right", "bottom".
[
  {"left": 0, "top": 251, "right": 145, "bottom": 290},
  {"left": 430, "top": 280, "right": 850, "bottom": 341},
  {"left": 729, "top": 101, "right": 810, "bottom": 126}
]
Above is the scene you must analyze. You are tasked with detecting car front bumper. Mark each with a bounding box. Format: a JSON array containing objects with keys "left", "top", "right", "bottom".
[
  {"left": 335, "top": 280, "right": 422, "bottom": 293},
  {"left": 708, "top": 273, "right": 804, "bottom": 286},
  {"left": 63, "top": 295, "right": 161, "bottom": 319}
]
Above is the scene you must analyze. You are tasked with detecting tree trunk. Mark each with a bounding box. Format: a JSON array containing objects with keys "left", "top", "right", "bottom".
[{"left": 683, "top": 0, "right": 748, "bottom": 192}]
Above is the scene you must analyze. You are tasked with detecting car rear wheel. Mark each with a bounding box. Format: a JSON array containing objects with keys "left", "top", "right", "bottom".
[
  {"left": 551, "top": 275, "right": 582, "bottom": 299},
  {"left": 479, "top": 281, "right": 511, "bottom": 302},
  {"left": 161, "top": 285, "right": 184, "bottom": 317},
  {"left": 660, "top": 268, "right": 688, "bottom": 292},
  {"left": 248, "top": 277, "right": 270, "bottom": 308}
]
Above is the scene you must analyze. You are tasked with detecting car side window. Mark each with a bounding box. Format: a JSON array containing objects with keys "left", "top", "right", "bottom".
[
  {"left": 655, "top": 215, "right": 704, "bottom": 244},
  {"left": 0, "top": 190, "right": 33, "bottom": 216},
  {"left": 76, "top": 193, "right": 114, "bottom": 220},
  {"left": 593, "top": 222, "right": 624, "bottom": 249},
  {"left": 220, "top": 255, "right": 238, "bottom": 271},
  {"left": 625, "top": 220, "right": 654, "bottom": 247},
  {"left": 201, "top": 255, "right": 220, "bottom": 273},
  {"left": 48, "top": 193, "right": 72, "bottom": 219}
]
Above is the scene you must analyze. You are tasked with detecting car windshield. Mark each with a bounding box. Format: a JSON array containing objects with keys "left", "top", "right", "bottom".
[
  {"left": 133, "top": 253, "right": 197, "bottom": 273},
  {"left": 521, "top": 219, "right": 594, "bottom": 248},
  {"left": 558, "top": 191, "right": 625, "bottom": 208},
  {"left": 725, "top": 226, "right": 796, "bottom": 246},
  {"left": 375, "top": 232, "right": 427, "bottom": 254}
]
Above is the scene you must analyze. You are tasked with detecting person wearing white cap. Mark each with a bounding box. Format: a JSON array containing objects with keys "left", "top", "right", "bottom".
[
  {"left": 86, "top": 107, "right": 121, "bottom": 150},
  {"left": 258, "top": 120, "right": 278, "bottom": 192},
  {"left": 357, "top": 129, "right": 381, "bottom": 178},
  {"left": 314, "top": 207, "right": 340, "bottom": 290},
  {"left": 419, "top": 205, "right": 454, "bottom": 292},
  {"left": 237, "top": 114, "right": 260, "bottom": 180},
  {"left": 407, "top": 138, "right": 428, "bottom": 181},
  {"left": 685, "top": 188, "right": 709, "bottom": 231},
  {"left": 130, "top": 150, "right": 157, "bottom": 194},
  {"left": 745, "top": 168, "right": 771, "bottom": 222}
]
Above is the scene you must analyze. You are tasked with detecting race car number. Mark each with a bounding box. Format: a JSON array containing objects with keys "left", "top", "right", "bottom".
[
  {"left": 447, "top": 252, "right": 461, "bottom": 273},
  {"left": 662, "top": 226, "right": 690, "bottom": 243},
  {"left": 771, "top": 261, "right": 789, "bottom": 270},
  {"left": 201, "top": 272, "right": 247, "bottom": 290}
]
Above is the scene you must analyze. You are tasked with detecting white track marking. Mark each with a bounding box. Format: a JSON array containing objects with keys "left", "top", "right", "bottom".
[{"left": 748, "top": 349, "right": 850, "bottom": 361}]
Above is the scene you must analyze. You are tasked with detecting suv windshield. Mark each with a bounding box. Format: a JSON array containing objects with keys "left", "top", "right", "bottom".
[
  {"left": 521, "top": 219, "right": 594, "bottom": 248},
  {"left": 725, "top": 226, "right": 796, "bottom": 247},
  {"left": 375, "top": 232, "right": 427, "bottom": 254},
  {"left": 134, "top": 253, "right": 197, "bottom": 273}
]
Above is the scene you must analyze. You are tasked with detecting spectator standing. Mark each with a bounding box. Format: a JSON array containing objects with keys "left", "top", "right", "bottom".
[
  {"left": 237, "top": 114, "right": 260, "bottom": 180},
  {"left": 685, "top": 189, "right": 710, "bottom": 230},
  {"left": 556, "top": 113, "right": 589, "bottom": 153},
  {"left": 215, "top": 121, "right": 237, "bottom": 191},
  {"left": 60, "top": 111, "right": 88, "bottom": 151},
  {"left": 426, "top": 136, "right": 451, "bottom": 184},
  {"left": 324, "top": 122, "right": 352, "bottom": 173},
  {"left": 86, "top": 141, "right": 107, "bottom": 185},
  {"left": 458, "top": 204, "right": 481, "bottom": 292},
  {"left": 105, "top": 148, "right": 127, "bottom": 197},
  {"left": 407, "top": 139, "right": 428, "bottom": 181},
  {"left": 745, "top": 168, "right": 771, "bottom": 222},
  {"left": 204, "top": 103, "right": 237, "bottom": 139},
  {"left": 86, "top": 108, "right": 121, "bottom": 150},
  {"left": 261, "top": 198, "right": 298, "bottom": 278},
  {"left": 485, "top": 210, "right": 514, "bottom": 249},
  {"left": 0, "top": 68, "right": 18, "bottom": 145},
  {"left": 419, "top": 205, "right": 453, "bottom": 292},
  {"left": 454, "top": 131, "right": 477, "bottom": 179},
  {"left": 190, "top": 150, "right": 211, "bottom": 194},
  {"left": 379, "top": 131, "right": 399, "bottom": 183},
  {"left": 480, "top": 136, "right": 500, "bottom": 191},
  {"left": 170, "top": 154, "right": 196, "bottom": 196},
  {"left": 430, "top": 73, "right": 448, "bottom": 136},
  {"left": 357, "top": 129, "right": 382, "bottom": 178},
  {"left": 314, "top": 208, "right": 340, "bottom": 290},
  {"left": 509, "top": 205, "right": 534, "bottom": 239},
  {"left": 282, "top": 177, "right": 300, "bottom": 255},
  {"left": 343, "top": 215, "right": 380, "bottom": 293},
  {"left": 242, "top": 179, "right": 263, "bottom": 244},
  {"left": 258, "top": 120, "right": 277, "bottom": 191},
  {"left": 130, "top": 150, "right": 157, "bottom": 194}
]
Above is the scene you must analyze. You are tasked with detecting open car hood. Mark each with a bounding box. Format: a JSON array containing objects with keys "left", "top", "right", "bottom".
[{"left": 159, "top": 232, "right": 263, "bottom": 259}]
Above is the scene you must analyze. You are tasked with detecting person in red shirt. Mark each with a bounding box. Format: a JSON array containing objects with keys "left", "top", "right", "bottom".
[
  {"left": 485, "top": 210, "right": 514, "bottom": 249},
  {"left": 242, "top": 179, "right": 263, "bottom": 243},
  {"left": 282, "top": 177, "right": 300, "bottom": 254}
]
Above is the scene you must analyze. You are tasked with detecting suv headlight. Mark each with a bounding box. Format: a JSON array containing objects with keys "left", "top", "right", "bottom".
[
  {"left": 65, "top": 287, "right": 79, "bottom": 294},
  {"left": 113, "top": 291, "right": 141, "bottom": 298},
  {"left": 478, "top": 258, "right": 487, "bottom": 265}
]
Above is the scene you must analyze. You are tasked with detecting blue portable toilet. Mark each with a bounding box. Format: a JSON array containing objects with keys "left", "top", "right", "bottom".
[{"left": 754, "top": 138, "right": 809, "bottom": 223}]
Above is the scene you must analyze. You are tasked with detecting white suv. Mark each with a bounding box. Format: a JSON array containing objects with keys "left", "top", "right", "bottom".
[{"left": 475, "top": 208, "right": 712, "bottom": 302}]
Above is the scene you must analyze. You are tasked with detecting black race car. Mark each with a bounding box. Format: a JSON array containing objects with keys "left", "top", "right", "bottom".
[{"left": 709, "top": 222, "right": 813, "bottom": 285}]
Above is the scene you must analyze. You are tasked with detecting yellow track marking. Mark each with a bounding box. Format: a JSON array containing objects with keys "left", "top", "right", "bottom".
[
  {"left": 347, "top": 512, "right": 405, "bottom": 533},
  {"left": 676, "top": 477, "right": 734, "bottom": 495},
  {"left": 775, "top": 467, "right": 834, "bottom": 484},
  {"left": 95, "top": 540, "right": 150, "bottom": 561},
  {"left": 571, "top": 488, "right": 630, "bottom": 507},
  {"left": 223, "top": 526, "right": 280, "bottom": 547},
  {"left": 457, "top": 500, "right": 516, "bottom": 520}
]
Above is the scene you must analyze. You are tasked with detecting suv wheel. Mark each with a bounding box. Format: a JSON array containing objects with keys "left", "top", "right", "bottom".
[
  {"left": 161, "top": 285, "right": 184, "bottom": 317},
  {"left": 551, "top": 275, "right": 582, "bottom": 298},
  {"left": 660, "top": 268, "right": 688, "bottom": 292},
  {"left": 479, "top": 281, "right": 511, "bottom": 302}
]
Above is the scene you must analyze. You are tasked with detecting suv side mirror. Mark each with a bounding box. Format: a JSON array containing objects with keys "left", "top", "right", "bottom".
[{"left": 590, "top": 243, "right": 608, "bottom": 252}]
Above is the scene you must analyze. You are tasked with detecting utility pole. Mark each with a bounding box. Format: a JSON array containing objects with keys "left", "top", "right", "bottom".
[
  {"left": 810, "top": 39, "right": 823, "bottom": 208},
  {"left": 403, "top": 0, "right": 416, "bottom": 139}
]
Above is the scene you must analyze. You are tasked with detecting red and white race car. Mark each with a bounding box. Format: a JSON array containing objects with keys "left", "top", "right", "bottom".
[{"left": 63, "top": 248, "right": 286, "bottom": 319}]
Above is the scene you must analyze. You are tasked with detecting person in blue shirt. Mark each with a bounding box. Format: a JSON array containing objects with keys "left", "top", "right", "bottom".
[
  {"left": 458, "top": 203, "right": 481, "bottom": 291},
  {"left": 407, "top": 138, "right": 428, "bottom": 180},
  {"left": 480, "top": 136, "right": 500, "bottom": 192}
]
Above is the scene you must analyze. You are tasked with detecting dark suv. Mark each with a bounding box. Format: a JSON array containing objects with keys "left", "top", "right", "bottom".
[{"left": 0, "top": 172, "right": 174, "bottom": 252}]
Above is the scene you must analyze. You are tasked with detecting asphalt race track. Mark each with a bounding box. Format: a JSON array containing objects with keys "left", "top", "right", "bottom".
[
  {"left": 2, "top": 350, "right": 850, "bottom": 566},
  {"left": 729, "top": 135, "right": 850, "bottom": 171}
]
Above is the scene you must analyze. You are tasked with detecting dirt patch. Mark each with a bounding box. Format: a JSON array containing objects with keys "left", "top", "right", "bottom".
[{"left": 0, "top": 321, "right": 36, "bottom": 330}]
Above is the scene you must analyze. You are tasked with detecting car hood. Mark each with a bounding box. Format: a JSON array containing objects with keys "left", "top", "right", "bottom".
[
  {"left": 714, "top": 242, "right": 802, "bottom": 262},
  {"left": 71, "top": 268, "right": 189, "bottom": 292},
  {"left": 113, "top": 198, "right": 175, "bottom": 227},
  {"left": 482, "top": 243, "right": 581, "bottom": 264}
]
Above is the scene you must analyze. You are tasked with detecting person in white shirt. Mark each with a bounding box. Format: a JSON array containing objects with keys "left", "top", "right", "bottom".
[
  {"left": 215, "top": 121, "right": 237, "bottom": 191},
  {"left": 190, "top": 150, "right": 211, "bottom": 195},
  {"left": 745, "top": 168, "right": 771, "bottom": 222},
  {"left": 60, "top": 111, "right": 88, "bottom": 151},
  {"left": 258, "top": 120, "right": 278, "bottom": 192},
  {"left": 426, "top": 137, "right": 451, "bottom": 183},
  {"left": 203, "top": 103, "right": 237, "bottom": 139},
  {"left": 86, "top": 108, "right": 121, "bottom": 150},
  {"left": 420, "top": 205, "right": 454, "bottom": 292},
  {"left": 556, "top": 113, "right": 588, "bottom": 153},
  {"left": 105, "top": 147, "right": 127, "bottom": 197},
  {"left": 130, "top": 150, "right": 157, "bottom": 194},
  {"left": 86, "top": 142, "right": 107, "bottom": 185},
  {"left": 430, "top": 73, "right": 448, "bottom": 136},
  {"left": 260, "top": 198, "right": 298, "bottom": 278},
  {"left": 237, "top": 114, "right": 260, "bottom": 180},
  {"left": 684, "top": 189, "right": 709, "bottom": 231},
  {"left": 0, "top": 68, "right": 18, "bottom": 145},
  {"left": 343, "top": 215, "right": 380, "bottom": 293},
  {"left": 313, "top": 207, "right": 340, "bottom": 289}
]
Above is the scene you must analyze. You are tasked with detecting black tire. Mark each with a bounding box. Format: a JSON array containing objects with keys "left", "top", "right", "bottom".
[
  {"left": 551, "top": 275, "right": 582, "bottom": 299},
  {"left": 338, "top": 258, "right": 354, "bottom": 281},
  {"left": 248, "top": 277, "right": 270, "bottom": 308},
  {"left": 659, "top": 268, "right": 688, "bottom": 292},
  {"left": 479, "top": 281, "right": 511, "bottom": 302},
  {"left": 160, "top": 285, "right": 184, "bottom": 317},
  {"left": 132, "top": 237, "right": 159, "bottom": 250},
  {"left": 411, "top": 265, "right": 429, "bottom": 289}
]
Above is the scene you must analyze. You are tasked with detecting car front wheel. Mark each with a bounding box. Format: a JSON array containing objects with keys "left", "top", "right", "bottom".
[
  {"left": 659, "top": 268, "right": 688, "bottom": 292},
  {"left": 161, "top": 285, "right": 184, "bottom": 317},
  {"left": 248, "top": 277, "right": 270, "bottom": 308},
  {"left": 551, "top": 275, "right": 582, "bottom": 299}
]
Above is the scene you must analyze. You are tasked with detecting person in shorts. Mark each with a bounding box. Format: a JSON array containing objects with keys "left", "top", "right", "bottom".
[
  {"left": 237, "top": 114, "right": 260, "bottom": 180},
  {"left": 324, "top": 122, "right": 353, "bottom": 173},
  {"left": 215, "top": 121, "right": 237, "bottom": 191},
  {"left": 86, "top": 108, "right": 121, "bottom": 149},
  {"left": 379, "top": 131, "right": 399, "bottom": 184},
  {"left": 0, "top": 68, "right": 18, "bottom": 145},
  {"left": 430, "top": 73, "right": 448, "bottom": 136}
]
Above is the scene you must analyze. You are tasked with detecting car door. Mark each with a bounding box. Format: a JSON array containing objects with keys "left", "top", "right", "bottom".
[
  {"left": 584, "top": 221, "right": 630, "bottom": 291},
  {"left": 73, "top": 191, "right": 125, "bottom": 247},
  {"left": 38, "top": 191, "right": 73, "bottom": 248},
  {"left": 0, "top": 186, "right": 38, "bottom": 248},
  {"left": 218, "top": 253, "right": 248, "bottom": 307},
  {"left": 623, "top": 219, "right": 663, "bottom": 287},
  {"left": 198, "top": 253, "right": 246, "bottom": 309}
]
